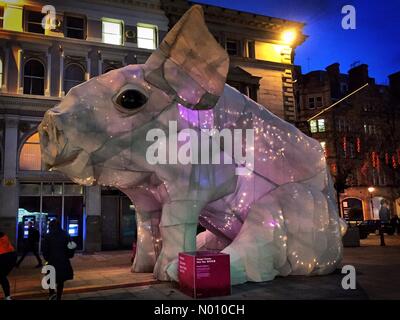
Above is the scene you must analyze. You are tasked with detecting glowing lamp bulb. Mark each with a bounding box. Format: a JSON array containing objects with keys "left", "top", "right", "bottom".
[
  {"left": 282, "top": 30, "right": 296, "bottom": 44},
  {"left": 368, "top": 186, "right": 375, "bottom": 193}
]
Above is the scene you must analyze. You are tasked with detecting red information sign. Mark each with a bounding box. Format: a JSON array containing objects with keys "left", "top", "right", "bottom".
[{"left": 178, "top": 251, "right": 231, "bottom": 298}]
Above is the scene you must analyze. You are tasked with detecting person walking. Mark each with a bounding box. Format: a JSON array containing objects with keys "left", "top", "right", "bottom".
[
  {"left": 16, "top": 221, "right": 42, "bottom": 268},
  {"left": 379, "top": 200, "right": 391, "bottom": 222},
  {"left": 0, "top": 231, "right": 17, "bottom": 300},
  {"left": 42, "top": 220, "right": 74, "bottom": 300}
]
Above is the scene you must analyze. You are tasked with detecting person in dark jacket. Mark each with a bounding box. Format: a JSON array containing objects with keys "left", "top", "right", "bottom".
[
  {"left": 16, "top": 221, "right": 42, "bottom": 268},
  {"left": 42, "top": 220, "right": 74, "bottom": 300},
  {"left": 0, "top": 231, "right": 17, "bottom": 300},
  {"left": 379, "top": 200, "right": 391, "bottom": 222}
]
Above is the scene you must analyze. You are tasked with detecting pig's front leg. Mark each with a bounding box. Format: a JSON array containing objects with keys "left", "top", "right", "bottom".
[
  {"left": 153, "top": 200, "right": 204, "bottom": 281},
  {"left": 122, "top": 187, "right": 162, "bottom": 273},
  {"left": 132, "top": 209, "right": 161, "bottom": 272}
]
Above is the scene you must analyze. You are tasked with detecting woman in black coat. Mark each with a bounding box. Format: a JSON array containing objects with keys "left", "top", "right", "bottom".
[{"left": 42, "top": 220, "right": 74, "bottom": 300}]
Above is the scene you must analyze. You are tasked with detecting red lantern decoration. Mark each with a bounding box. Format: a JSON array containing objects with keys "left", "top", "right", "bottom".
[
  {"left": 356, "top": 137, "right": 361, "bottom": 153},
  {"left": 392, "top": 155, "right": 397, "bottom": 169},
  {"left": 372, "top": 151, "right": 376, "bottom": 168},
  {"left": 343, "top": 136, "right": 347, "bottom": 158},
  {"left": 376, "top": 154, "right": 380, "bottom": 172}
]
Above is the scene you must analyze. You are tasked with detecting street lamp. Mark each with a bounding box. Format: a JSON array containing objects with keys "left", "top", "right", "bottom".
[
  {"left": 282, "top": 29, "right": 296, "bottom": 44},
  {"left": 368, "top": 186, "right": 385, "bottom": 246},
  {"left": 368, "top": 187, "right": 375, "bottom": 219}
]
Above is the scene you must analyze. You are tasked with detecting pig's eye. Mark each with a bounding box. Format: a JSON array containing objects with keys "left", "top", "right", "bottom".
[{"left": 116, "top": 90, "right": 148, "bottom": 110}]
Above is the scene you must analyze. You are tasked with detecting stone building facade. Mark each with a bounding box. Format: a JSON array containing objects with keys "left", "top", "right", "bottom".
[
  {"left": 0, "top": 0, "right": 305, "bottom": 252},
  {"left": 295, "top": 63, "right": 400, "bottom": 221},
  {"left": 161, "top": 0, "right": 306, "bottom": 122}
]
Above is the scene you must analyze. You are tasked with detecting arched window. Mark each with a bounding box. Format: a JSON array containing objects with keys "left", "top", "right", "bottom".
[
  {"left": 64, "top": 64, "right": 85, "bottom": 93},
  {"left": 19, "top": 132, "right": 42, "bottom": 171},
  {"left": 23, "top": 59, "right": 45, "bottom": 95}
]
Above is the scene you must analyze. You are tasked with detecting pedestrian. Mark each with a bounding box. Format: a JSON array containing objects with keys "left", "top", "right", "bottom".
[
  {"left": 379, "top": 200, "right": 390, "bottom": 223},
  {"left": 42, "top": 219, "right": 75, "bottom": 300},
  {"left": 0, "top": 230, "right": 17, "bottom": 300},
  {"left": 391, "top": 214, "right": 400, "bottom": 235},
  {"left": 16, "top": 221, "right": 42, "bottom": 268}
]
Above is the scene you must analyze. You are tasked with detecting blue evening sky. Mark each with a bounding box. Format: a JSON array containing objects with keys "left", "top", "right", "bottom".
[{"left": 196, "top": 0, "right": 400, "bottom": 84}]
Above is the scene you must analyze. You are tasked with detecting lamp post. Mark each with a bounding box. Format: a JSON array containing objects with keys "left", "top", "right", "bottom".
[
  {"left": 368, "top": 186, "right": 385, "bottom": 246},
  {"left": 368, "top": 186, "right": 375, "bottom": 219}
]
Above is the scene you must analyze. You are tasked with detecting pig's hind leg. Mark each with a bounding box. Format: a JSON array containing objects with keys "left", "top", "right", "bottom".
[{"left": 222, "top": 181, "right": 344, "bottom": 285}]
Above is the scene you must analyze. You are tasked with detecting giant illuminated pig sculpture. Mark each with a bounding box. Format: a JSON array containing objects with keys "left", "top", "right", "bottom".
[{"left": 39, "top": 5, "right": 347, "bottom": 285}]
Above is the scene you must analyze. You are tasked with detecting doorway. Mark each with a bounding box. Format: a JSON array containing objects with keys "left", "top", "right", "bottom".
[{"left": 101, "top": 188, "right": 137, "bottom": 250}]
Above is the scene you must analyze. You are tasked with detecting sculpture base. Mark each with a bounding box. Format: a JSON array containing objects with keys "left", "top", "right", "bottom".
[{"left": 178, "top": 251, "right": 231, "bottom": 298}]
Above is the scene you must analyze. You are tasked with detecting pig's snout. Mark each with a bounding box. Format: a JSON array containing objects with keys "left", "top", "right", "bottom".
[{"left": 39, "top": 110, "right": 68, "bottom": 168}]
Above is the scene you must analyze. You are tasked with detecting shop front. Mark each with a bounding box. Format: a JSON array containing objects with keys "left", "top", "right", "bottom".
[{"left": 18, "top": 182, "right": 85, "bottom": 253}]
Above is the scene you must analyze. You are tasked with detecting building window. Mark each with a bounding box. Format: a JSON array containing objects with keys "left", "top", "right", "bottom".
[
  {"left": 23, "top": 59, "right": 45, "bottom": 95},
  {"left": 137, "top": 24, "right": 157, "bottom": 50},
  {"left": 0, "top": 57, "right": 3, "bottom": 87},
  {"left": 310, "top": 120, "right": 318, "bottom": 133},
  {"left": 320, "top": 141, "right": 326, "bottom": 154},
  {"left": 308, "top": 96, "right": 323, "bottom": 109},
  {"left": 65, "top": 15, "right": 85, "bottom": 39},
  {"left": 337, "top": 118, "right": 345, "bottom": 132},
  {"left": 0, "top": 6, "right": 4, "bottom": 29},
  {"left": 102, "top": 19, "right": 123, "bottom": 45},
  {"left": 64, "top": 64, "right": 85, "bottom": 93},
  {"left": 364, "top": 123, "right": 376, "bottom": 135},
  {"left": 340, "top": 83, "right": 348, "bottom": 94},
  {"left": 19, "top": 132, "right": 42, "bottom": 171},
  {"left": 247, "top": 41, "right": 255, "bottom": 59},
  {"left": 26, "top": 10, "right": 45, "bottom": 34},
  {"left": 308, "top": 97, "right": 315, "bottom": 109},
  {"left": 318, "top": 119, "right": 326, "bottom": 132},
  {"left": 316, "top": 96, "right": 323, "bottom": 107},
  {"left": 310, "top": 119, "right": 325, "bottom": 133},
  {"left": 226, "top": 39, "right": 239, "bottom": 56}
]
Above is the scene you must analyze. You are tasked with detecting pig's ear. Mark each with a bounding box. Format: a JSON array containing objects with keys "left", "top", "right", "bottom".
[{"left": 144, "top": 5, "right": 229, "bottom": 110}]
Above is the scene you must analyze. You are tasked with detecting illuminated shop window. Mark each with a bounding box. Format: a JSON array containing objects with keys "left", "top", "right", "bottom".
[
  {"left": 64, "top": 64, "right": 85, "bottom": 93},
  {"left": 102, "top": 19, "right": 123, "bottom": 45},
  {"left": 19, "top": 132, "right": 42, "bottom": 171},
  {"left": 137, "top": 24, "right": 157, "bottom": 50},
  {"left": 23, "top": 59, "right": 45, "bottom": 95}
]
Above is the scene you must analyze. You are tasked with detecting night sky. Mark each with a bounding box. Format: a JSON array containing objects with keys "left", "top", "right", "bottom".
[{"left": 196, "top": 0, "right": 400, "bottom": 84}]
